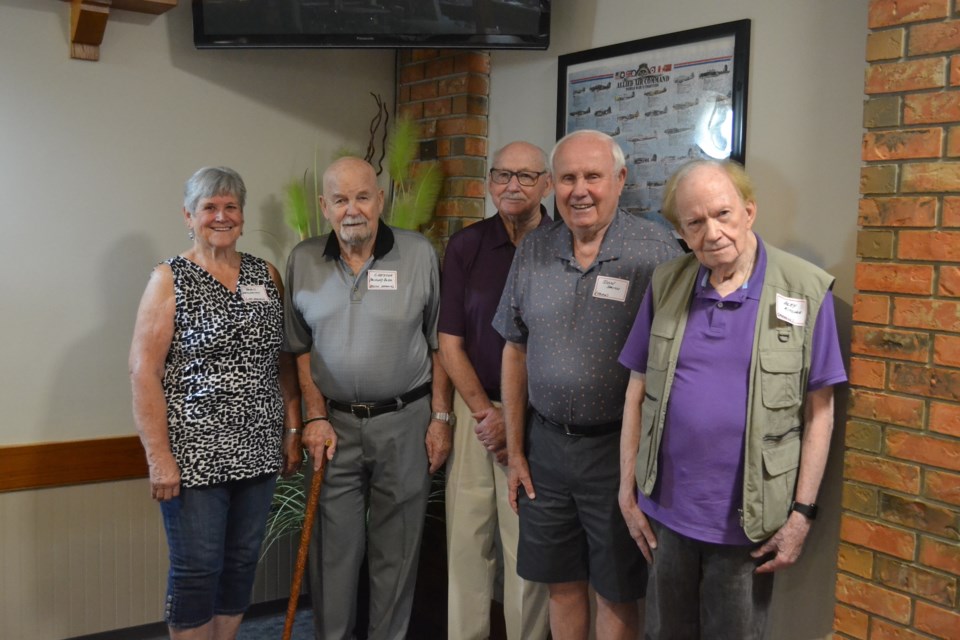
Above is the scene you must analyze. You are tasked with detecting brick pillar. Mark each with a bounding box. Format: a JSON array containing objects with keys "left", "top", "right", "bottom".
[
  {"left": 397, "top": 49, "right": 491, "bottom": 250},
  {"left": 834, "top": 2, "right": 960, "bottom": 638}
]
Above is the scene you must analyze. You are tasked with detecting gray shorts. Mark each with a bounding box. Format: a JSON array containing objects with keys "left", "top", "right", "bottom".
[{"left": 516, "top": 411, "right": 647, "bottom": 602}]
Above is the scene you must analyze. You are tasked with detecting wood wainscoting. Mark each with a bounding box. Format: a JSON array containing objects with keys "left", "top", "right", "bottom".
[{"left": 0, "top": 436, "right": 147, "bottom": 493}]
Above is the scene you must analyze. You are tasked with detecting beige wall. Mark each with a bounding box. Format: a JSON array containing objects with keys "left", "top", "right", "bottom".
[
  {"left": 488, "top": 1, "right": 867, "bottom": 638},
  {"left": 0, "top": 2, "right": 392, "bottom": 637}
]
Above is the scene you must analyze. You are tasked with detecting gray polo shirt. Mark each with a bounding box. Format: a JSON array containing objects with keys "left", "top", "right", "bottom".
[
  {"left": 493, "top": 210, "right": 680, "bottom": 426},
  {"left": 284, "top": 224, "right": 440, "bottom": 403}
]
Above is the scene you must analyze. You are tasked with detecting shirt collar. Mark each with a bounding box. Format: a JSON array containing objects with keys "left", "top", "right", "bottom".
[
  {"left": 552, "top": 208, "right": 626, "bottom": 265},
  {"left": 487, "top": 204, "right": 551, "bottom": 250},
  {"left": 322, "top": 221, "right": 395, "bottom": 260},
  {"left": 695, "top": 233, "right": 766, "bottom": 301}
]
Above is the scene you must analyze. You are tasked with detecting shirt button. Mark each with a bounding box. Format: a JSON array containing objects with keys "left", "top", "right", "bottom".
[{"left": 717, "top": 302, "right": 724, "bottom": 308}]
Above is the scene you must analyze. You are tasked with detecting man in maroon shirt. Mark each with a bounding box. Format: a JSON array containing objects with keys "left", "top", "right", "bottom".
[{"left": 439, "top": 141, "right": 553, "bottom": 640}]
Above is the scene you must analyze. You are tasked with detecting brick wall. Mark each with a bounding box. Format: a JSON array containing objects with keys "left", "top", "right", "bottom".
[
  {"left": 835, "top": 1, "right": 960, "bottom": 638},
  {"left": 397, "top": 49, "right": 491, "bottom": 247}
]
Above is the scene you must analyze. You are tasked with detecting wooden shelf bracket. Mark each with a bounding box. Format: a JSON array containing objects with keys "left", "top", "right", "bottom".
[{"left": 64, "top": 0, "right": 178, "bottom": 61}]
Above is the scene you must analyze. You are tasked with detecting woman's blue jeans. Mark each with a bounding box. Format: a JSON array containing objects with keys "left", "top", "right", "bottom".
[{"left": 160, "top": 473, "right": 277, "bottom": 629}]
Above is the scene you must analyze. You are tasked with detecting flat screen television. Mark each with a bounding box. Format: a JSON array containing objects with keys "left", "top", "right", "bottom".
[{"left": 192, "top": 0, "right": 551, "bottom": 49}]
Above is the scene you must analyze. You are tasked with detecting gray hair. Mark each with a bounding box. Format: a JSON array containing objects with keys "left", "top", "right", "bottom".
[
  {"left": 549, "top": 129, "right": 626, "bottom": 175},
  {"left": 661, "top": 159, "right": 754, "bottom": 230},
  {"left": 183, "top": 166, "right": 247, "bottom": 215}
]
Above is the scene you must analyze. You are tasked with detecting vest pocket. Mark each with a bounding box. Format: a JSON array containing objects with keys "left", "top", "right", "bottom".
[
  {"left": 637, "top": 332, "right": 671, "bottom": 494},
  {"left": 760, "top": 436, "right": 801, "bottom": 533}
]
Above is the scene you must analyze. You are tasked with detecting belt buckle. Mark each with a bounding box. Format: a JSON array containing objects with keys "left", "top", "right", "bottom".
[
  {"left": 351, "top": 403, "right": 374, "bottom": 419},
  {"left": 562, "top": 423, "right": 583, "bottom": 437}
]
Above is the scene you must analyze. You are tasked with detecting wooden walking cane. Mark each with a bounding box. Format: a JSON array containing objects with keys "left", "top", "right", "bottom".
[{"left": 282, "top": 441, "right": 331, "bottom": 640}]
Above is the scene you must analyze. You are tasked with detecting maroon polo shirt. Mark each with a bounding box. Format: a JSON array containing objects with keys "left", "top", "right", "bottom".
[{"left": 438, "top": 207, "right": 551, "bottom": 401}]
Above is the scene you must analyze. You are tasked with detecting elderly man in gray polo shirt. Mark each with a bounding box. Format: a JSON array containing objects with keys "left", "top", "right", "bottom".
[
  {"left": 284, "top": 156, "right": 453, "bottom": 640},
  {"left": 493, "top": 130, "right": 680, "bottom": 640}
]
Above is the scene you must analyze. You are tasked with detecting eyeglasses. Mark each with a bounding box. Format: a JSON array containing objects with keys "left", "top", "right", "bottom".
[{"left": 489, "top": 168, "right": 547, "bottom": 187}]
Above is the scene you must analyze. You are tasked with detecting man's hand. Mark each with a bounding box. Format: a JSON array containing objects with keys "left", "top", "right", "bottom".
[
  {"left": 425, "top": 419, "right": 452, "bottom": 473},
  {"left": 507, "top": 454, "right": 535, "bottom": 514},
  {"left": 618, "top": 486, "right": 657, "bottom": 563},
  {"left": 473, "top": 406, "right": 507, "bottom": 460},
  {"left": 302, "top": 419, "right": 337, "bottom": 472},
  {"left": 751, "top": 511, "right": 812, "bottom": 573}
]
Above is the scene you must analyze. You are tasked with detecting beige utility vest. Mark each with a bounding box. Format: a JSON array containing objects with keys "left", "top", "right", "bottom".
[{"left": 635, "top": 244, "right": 834, "bottom": 541}]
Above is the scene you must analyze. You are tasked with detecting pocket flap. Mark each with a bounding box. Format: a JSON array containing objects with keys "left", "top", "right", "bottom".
[
  {"left": 762, "top": 438, "right": 801, "bottom": 476},
  {"left": 760, "top": 350, "right": 802, "bottom": 374}
]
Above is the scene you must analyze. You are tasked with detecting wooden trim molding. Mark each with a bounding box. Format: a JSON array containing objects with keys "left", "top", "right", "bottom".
[{"left": 0, "top": 436, "right": 148, "bottom": 493}]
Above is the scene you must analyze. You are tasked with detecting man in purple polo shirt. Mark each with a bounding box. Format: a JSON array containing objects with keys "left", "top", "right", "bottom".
[
  {"left": 439, "top": 141, "right": 552, "bottom": 640},
  {"left": 618, "top": 159, "right": 847, "bottom": 639}
]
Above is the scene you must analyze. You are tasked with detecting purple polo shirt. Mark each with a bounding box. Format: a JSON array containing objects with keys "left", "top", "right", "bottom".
[
  {"left": 618, "top": 236, "right": 847, "bottom": 544},
  {"left": 438, "top": 209, "right": 551, "bottom": 400}
]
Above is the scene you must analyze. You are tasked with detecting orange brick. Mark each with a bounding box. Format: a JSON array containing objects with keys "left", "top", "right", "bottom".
[
  {"left": 424, "top": 56, "right": 455, "bottom": 78},
  {"left": 876, "top": 556, "right": 958, "bottom": 605},
  {"left": 846, "top": 420, "right": 884, "bottom": 453},
  {"left": 437, "top": 116, "right": 487, "bottom": 137},
  {"left": 870, "top": 618, "right": 934, "bottom": 640},
  {"left": 435, "top": 198, "right": 485, "bottom": 218},
  {"left": 466, "top": 74, "right": 490, "bottom": 96},
  {"left": 869, "top": 0, "right": 949, "bottom": 27},
  {"left": 419, "top": 119, "right": 437, "bottom": 139},
  {"left": 890, "top": 362, "right": 960, "bottom": 404},
  {"left": 423, "top": 98, "right": 453, "bottom": 118},
  {"left": 441, "top": 178, "right": 486, "bottom": 199},
  {"left": 852, "top": 326, "right": 930, "bottom": 362},
  {"left": 952, "top": 54, "right": 960, "bottom": 86},
  {"left": 886, "top": 427, "right": 960, "bottom": 470},
  {"left": 453, "top": 51, "right": 491, "bottom": 74},
  {"left": 411, "top": 49, "right": 439, "bottom": 62},
  {"left": 924, "top": 469, "right": 960, "bottom": 506},
  {"left": 398, "top": 102, "right": 423, "bottom": 121},
  {"left": 934, "top": 334, "right": 960, "bottom": 367},
  {"left": 853, "top": 294, "right": 892, "bottom": 324},
  {"left": 834, "top": 573, "right": 913, "bottom": 623},
  {"left": 942, "top": 266, "right": 960, "bottom": 298},
  {"left": 409, "top": 80, "right": 439, "bottom": 101},
  {"left": 899, "top": 230, "right": 960, "bottom": 261},
  {"left": 862, "top": 129, "right": 942, "bottom": 161},
  {"left": 848, "top": 388, "right": 925, "bottom": 428},
  {"left": 850, "top": 357, "right": 887, "bottom": 389},
  {"left": 914, "top": 601, "right": 960, "bottom": 638},
  {"left": 399, "top": 62, "right": 425, "bottom": 84},
  {"left": 893, "top": 298, "right": 960, "bottom": 331},
  {"left": 838, "top": 543, "right": 875, "bottom": 579},
  {"left": 866, "top": 59, "right": 946, "bottom": 94},
  {"left": 855, "top": 263, "right": 934, "bottom": 295},
  {"left": 880, "top": 492, "right": 959, "bottom": 538},
  {"left": 834, "top": 603, "right": 869, "bottom": 639},
  {"left": 929, "top": 401, "right": 960, "bottom": 437},
  {"left": 908, "top": 20, "right": 960, "bottom": 54},
  {"left": 949, "top": 126, "right": 960, "bottom": 157},
  {"left": 839, "top": 513, "right": 916, "bottom": 560},
  {"left": 944, "top": 197, "right": 960, "bottom": 227},
  {"left": 438, "top": 75, "right": 467, "bottom": 96},
  {"left": 904, "top": 91, "right": 960, "bottom": 124},
  {"left": 844, "top": 451, "right": 921, "bottom": 493},
  {"left": 919, "top": 535, "right": 960, "bottom": 573},
  {"left": 859, "top": 196, "right": 937, "bottom": 227}
]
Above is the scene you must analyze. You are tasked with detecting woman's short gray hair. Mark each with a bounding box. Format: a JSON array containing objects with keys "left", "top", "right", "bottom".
[{"left": 183, "top": 167, "right": 247, "bottom": 215}]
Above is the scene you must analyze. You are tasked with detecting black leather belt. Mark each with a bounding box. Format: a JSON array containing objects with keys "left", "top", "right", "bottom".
[
  {"left": 328, "top": 382, "right": 431, "bottom": 419},
  {"left": 533, "top": 410, "right": 621, "bottom": 437}
]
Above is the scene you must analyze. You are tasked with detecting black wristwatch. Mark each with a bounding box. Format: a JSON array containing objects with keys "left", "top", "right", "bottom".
[{"left": 790, "top": 500, "right": 818, "bottom": 520}]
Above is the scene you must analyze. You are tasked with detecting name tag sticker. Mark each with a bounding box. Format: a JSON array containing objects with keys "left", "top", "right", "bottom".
[
  {"left": 239, "top": 284, "right": 269, "bottom": 302},
  {"left": 368, "top": 270, "right": 398, "bottom": 291},
  {"left": 776, "top": 293, "right": 807, "bottom": 326},
  {"left": 593, "top": 276, "right": 630, "bottom": 302}
]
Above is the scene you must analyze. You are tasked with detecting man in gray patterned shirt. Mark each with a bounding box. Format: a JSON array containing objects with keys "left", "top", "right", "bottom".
[{"left": 493, "top": 130, "right": 680, "bottom": 640}]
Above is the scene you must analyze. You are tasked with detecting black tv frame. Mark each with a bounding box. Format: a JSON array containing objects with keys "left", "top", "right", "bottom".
[{"left": 192, "top": 0, "right": 551, "bottom": 50}]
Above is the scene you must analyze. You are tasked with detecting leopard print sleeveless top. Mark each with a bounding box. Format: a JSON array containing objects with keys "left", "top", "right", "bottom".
[{"left": 163, "top": 253, "right": 283, "bottom": 487}]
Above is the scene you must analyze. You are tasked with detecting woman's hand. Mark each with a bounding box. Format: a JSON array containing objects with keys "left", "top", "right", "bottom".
[{"left": 149, "top": 453, "right": 181, "bottom": 502}]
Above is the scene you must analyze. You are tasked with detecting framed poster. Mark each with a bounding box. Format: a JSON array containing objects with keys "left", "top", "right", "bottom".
[{"left": 557, "top": 20, "right": 750, "bottom": 218}]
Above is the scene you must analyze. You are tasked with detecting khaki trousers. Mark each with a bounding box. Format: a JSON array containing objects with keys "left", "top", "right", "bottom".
[{"left": 445, "top": 393, "right": 549, "bottom": 640}]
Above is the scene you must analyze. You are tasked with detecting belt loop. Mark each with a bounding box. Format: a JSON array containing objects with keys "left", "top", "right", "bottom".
[{"left": 395, "top": 395, "right": 404, "bottom": 411}]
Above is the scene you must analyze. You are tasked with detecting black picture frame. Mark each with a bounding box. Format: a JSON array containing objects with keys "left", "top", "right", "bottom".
[{"left": 557, "top": 19, "right": 750, "bottom": 218}]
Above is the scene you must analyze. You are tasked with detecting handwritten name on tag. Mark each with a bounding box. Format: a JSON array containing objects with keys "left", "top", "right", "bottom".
[
  {"left": 593, "top": 276, "right": 629, "bottom": 302},
  {"left": 776, "top": 293, "right": 807, "bottom": 326},
  {"left": 239, "top": 284, "right": 269, "bottom": 302},
  {"left": 368, "top": 270, "right": 398, "bottom": 291}
]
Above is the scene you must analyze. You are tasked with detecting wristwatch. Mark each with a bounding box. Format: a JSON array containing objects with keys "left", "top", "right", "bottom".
[
  {"left": 430, "top": 412, "right": 457, "bottom": 427},
  {"left": 790, "top": 500, "right": 818, "bottom": 520}
]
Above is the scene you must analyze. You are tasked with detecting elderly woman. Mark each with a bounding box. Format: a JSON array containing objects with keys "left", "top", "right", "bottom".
[
  {"left": 129, "top": 167, "right": 302, "bottom": 640},
  {"left": 617, "top": 159, "right": 847, "bottom": 639}
]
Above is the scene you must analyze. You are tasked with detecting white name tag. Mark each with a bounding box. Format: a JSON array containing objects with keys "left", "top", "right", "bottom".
[
  {"left": 593, "top": 276, "right": 630, "bottom": 302},
  {"left": 776, "top": 293, "right": 807, "bottom": 326},
  {"left": 368, "top": 270, "right": 398, "bottom": 291},
  {"left": 239, "top": 284, "right": 269, "bottom": 302}
]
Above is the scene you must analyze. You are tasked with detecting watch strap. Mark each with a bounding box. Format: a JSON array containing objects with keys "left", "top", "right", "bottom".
[{"left": 790, "top": 500, "right": 818, "bottom": 520}]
